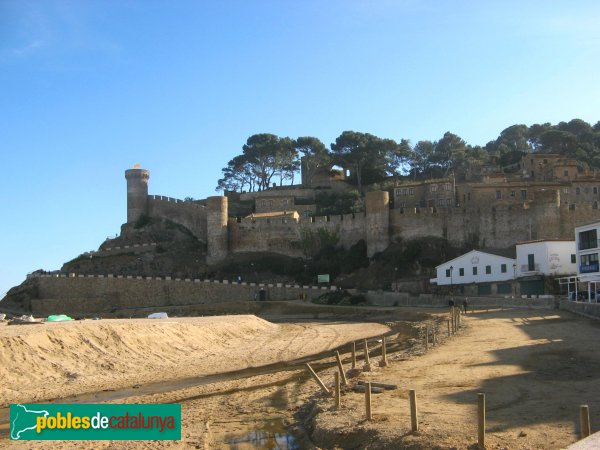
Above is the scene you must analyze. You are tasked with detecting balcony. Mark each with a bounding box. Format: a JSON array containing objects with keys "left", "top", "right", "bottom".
[{"left": 580, "top": 263, "right": 600, "bottom": 274}]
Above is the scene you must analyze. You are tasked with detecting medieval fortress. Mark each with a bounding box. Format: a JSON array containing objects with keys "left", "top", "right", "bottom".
[{"left": 126, "top": 153, "right": 600, "bottom": 261}]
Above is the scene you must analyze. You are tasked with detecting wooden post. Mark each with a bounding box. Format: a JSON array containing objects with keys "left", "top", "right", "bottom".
[
  {"left": 409, "top": 389, "right": 418, "bottom": 432},
  {"left": 305, "top": 363, "right": 330, "bottom": 395},
  {"left": 477, "top": 393, "right": 485, "bottom": 449},
  {"left": 335, "top": 351, "right": 348, "bottom": 385},
  {"left": 432, "top": 326, "right": 437, "bottom": 346},
  {"left": 351, "top": 341, "right": 357, "bottom": 369},
  {"left": 365, "top": 381, "right": 372, "bottom": 420},
  {"left": 364, "top": 339, "right": 370, "bottom": 365},
  {"left": 425, "top": 327, "right": 429, "bottom": 351},
  {"left": 381, "top": 336, "right": 388, "bottom": 366},
  {"left": 447, "top": 319, "right": 451, "bottom": 337},
  {"left": 580, "top": 405, "right": 591, "bottom": 439},
  {"left": 334, "top": 372, "right": 341, "bottom": 409}
]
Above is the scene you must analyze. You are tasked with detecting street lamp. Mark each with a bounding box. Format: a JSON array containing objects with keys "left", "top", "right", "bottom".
[
  {"left": 449, "top": 265, "right": 454, "bottom": 294},
  {"left": 394, "top": 267, "right": 398, "bottom": 292}
]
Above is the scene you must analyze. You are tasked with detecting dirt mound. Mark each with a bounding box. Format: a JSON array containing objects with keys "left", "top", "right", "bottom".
[{"left": 0, "top": 315, "right": 277, "bottom": 405}]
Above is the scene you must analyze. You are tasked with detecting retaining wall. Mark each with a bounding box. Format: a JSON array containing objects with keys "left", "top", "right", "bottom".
[{"left": 559, "top": 300, "right": 600, "bottom": 319}]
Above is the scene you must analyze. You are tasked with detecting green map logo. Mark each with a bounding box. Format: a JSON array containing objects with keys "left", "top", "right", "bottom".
[{"left": 10, "top": 404, "right": 181, "bottom": 440}]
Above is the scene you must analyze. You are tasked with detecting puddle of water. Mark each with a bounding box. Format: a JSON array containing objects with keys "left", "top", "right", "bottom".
[{"left": 223, "top": 419, "right": 300, "bottom": 449}]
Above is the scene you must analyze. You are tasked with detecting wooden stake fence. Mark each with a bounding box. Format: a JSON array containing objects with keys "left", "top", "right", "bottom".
[
  {"left": 335, "top": 350, "right": 348, "bottom": 385},
  {"left": 580, "top": 405, "right": 591, "bottom": 439},
  {"left": 305, "top": 363, "right": 330, "bottom": 395},
  {"left": 409, "top": 389, "right": 418, "bottom": 432},
  {"left": 365, "top": 381, "right": 372, "bottom": 420},
  {"left": 478, "top": 393, "right": 485, "bottom": 449}
]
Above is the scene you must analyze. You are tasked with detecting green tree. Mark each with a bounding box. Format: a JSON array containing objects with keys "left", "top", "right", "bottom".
[
  {"left": 295, "top": 136, "right": 331, "bottom": 187},
  {"left": 331, "top": 131, "right": 397, "bottom": 192},
  {"left": 216, "top": 155, "right": 255, "bottom": 192}
]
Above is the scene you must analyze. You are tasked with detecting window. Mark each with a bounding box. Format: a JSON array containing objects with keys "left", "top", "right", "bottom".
[
  {"left": 283, "top": 199, "right": 289, "bottom": 206},
  {"left": 564, "top": 187, "right": 569, "bottom": 194},
  {"left": 495, "top": 190, "right": 502, "bottom": 199},
  {"left": 430, "top": 184, "right": 438, "bottom": 192},
  {"left": 576, "top": 187, "right": 581, "bottom": 195},
  {"left": 501, "top": 264, "right": 507, "bottom": 273},
  {"left": 571, "top": 254, "right": 576, "bottom": 264},
  {"left": 459, "top": 268, "right": 464, "bottom": 276},
  {"left": 594, "top": 187, "right": 598, "bottom": 194},
  {"left": 446, "top": 269, "right": 451, "bottom": 277},
  {"left": 564, "top": 170, "right": 569, "bottom": 176},
  {"left": 473, "top": 267, "right": 478, "bottom": 275},
  {"left": 268, "top": 200, "right": 273, "bottom": 206},
  {"left": 543, "top": 159, "right": 548, "bottom": 164},
  {"left": 261, "top": 200, "right": 266, "bottom": 207},
  {"left": 486, "top": 265, "right": 491, "bottom": 274},
  {"left": 521, "top": 190, "right": 527, "bottom": 199},
  {"left": 579, "top": 229, "right": 598, "bottom": 250},
  {"left": 580, "top": 253, "right": 599, "bottom": 273},
  {"left": 528, "top": 254, "right": 535, "bottom": 271},
  {"left": 510, "top": 191, "right": 515, "bottom": 197},
  {"left": 409, "top": 188, "right": 414, "bottom": 195}
]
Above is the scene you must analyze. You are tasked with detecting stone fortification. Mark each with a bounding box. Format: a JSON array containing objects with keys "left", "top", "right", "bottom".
[
  {"left": 389, "top": 192, "right": 598, "bottom": 248},
  {"left": 206, "top": 196, "right": 228, "bottom": 263},
  {"left": 365, "top": 191, "right": 390, "bottom": 256},
  {"left": 12, "top": 275, "right": 334, "bottom": 316},
  {"left": 148, "top": 195, "right": 207, "bottom": 240},
  {"left": 125, "top": 168, "right": 149, "bottom": 223},
  {"left": 126, "top": 167, "right": 600, "bottom": 263},
  {"left": 229, "top": 212, "right": 368, "bottom": 255}
]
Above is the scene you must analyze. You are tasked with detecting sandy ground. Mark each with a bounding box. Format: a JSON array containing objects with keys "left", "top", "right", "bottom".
[
  {"left": 0, "top": 314, "right": 390, "bottom": 448},
  {"left": 2, "top": 309, "right": 600, "bottom": 449},
  {"left": 308, "top": 309, "right": 600, "bottom": 449}
]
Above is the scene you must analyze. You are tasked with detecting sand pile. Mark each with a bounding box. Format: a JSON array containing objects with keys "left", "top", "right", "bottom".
[{"left": 0, "top": 315, "right": 278, "bottom": 405}]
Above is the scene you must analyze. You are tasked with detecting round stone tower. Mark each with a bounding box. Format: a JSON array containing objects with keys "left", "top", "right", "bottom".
[
  {"left": 365, "top": 190, "right": 390, "bottom": 257},
  {"left": 206, "top": 195, "right": 229, "bottom": 264},
  {"left": 125, "top": 166, "right": 150, "bottom": 223}
]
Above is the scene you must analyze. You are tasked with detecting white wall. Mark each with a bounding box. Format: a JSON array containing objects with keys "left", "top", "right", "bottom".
[
  {"left": 432, "top": 250, "right": 516, "bottom": 285},
  {"left": 516, "top": 241, "right": 576, "bottom": 276}
]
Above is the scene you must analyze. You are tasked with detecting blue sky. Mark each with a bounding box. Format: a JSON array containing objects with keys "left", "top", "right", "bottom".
[{"left": 1, "top": 0, "right": 599, "bottom": 298}]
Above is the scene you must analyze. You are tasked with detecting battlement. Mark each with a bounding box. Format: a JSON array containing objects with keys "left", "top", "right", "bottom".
[
  {"left": 148, "top": 195, "right": 206, "bottom": 209},
  {"left": 126, "top": 167, "right": 600, "bottom": 265}
]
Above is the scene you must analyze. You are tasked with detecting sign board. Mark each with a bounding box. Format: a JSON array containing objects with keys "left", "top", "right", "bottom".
[{"left": 317, "top": 274, "right": 330, "bottom": 283}]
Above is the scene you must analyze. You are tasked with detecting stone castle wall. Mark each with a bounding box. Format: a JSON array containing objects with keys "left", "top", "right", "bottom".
[
  {"left": 228, "top": 212, "right": 368, "bottom": 256},
  {"left": 148, "top": 195, "right": 207, "bottom": 241},
  {"left": 26, "top": 275, "right": 333, "bottom": 316},
  {"left": 128, "top": 164, "right": 600, "bottom": 260}
]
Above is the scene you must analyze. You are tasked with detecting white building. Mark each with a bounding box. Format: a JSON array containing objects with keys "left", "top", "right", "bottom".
[
  {"left": 556, "top": 222, "right": 600, "bottom": 301},
  {"left": 515, "top": 240, "right": 577, "bottom": 277},
  {"left": 575, "top": 221, "right": 600, "bottom": 276},
  {"left": 431, "top": 250, "right": 516, "bottom": 287}
]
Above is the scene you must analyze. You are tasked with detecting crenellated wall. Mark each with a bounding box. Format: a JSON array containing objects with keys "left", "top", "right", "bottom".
[
  {"left": 229, "top": 212, "right": 368, "bottom": 256},
  {"left": 148, "top": 195, "right": 207, "bottom": 241},
  {"left": 23, "top": 274, "right": 335, "bottom": 316},
  {"left": 389, "top": 198, "right": 600, "bottom": 248},
  {"left": 127, "top": 167, "right": 600, "bottom": 262}
]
